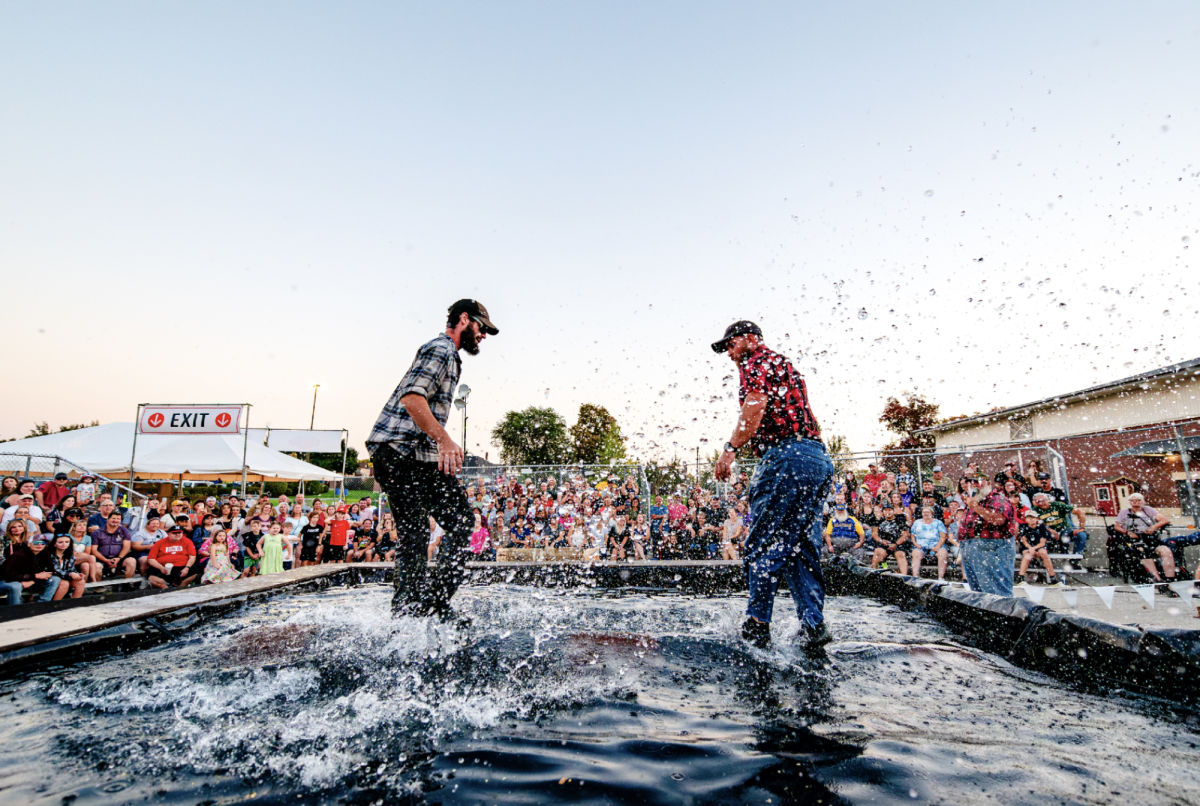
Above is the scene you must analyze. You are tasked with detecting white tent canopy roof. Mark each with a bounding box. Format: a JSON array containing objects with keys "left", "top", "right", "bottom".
[{"left": 0, "top": 422, "right": 340, "bottom": 482}]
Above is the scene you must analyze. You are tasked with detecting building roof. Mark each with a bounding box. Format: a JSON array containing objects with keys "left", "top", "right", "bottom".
[{"left": 916, "top": 356, "right": 1200, "bottom": 435}]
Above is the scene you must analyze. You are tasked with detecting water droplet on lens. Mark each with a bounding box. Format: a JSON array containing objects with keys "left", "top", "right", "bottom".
[
  {"left": 857, "top": 308, "right": 868, "bottom": 320},
  {"left": 924, "top": 190, "right": 934, "bottom": 197},
  {"left": 929, "top": 289, "right": 936, "bottom": 296}
]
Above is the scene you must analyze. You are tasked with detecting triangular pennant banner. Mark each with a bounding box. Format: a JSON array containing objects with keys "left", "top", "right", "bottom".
[
  {"left": 1094, "top": 586, "right": 1116, "bottom": 609},
  {"left": 1023, "top": 584, "right": 1045, "bottom": 604},
  {"left": 1133, "top": 584, "right": 1156, "bottom": 608},
  {"left": 1060, "top": 588, "right": 1078, "bottom": 608},
  {"left": 1168, "top": 580, "right": 1196, "bottom": 606}
]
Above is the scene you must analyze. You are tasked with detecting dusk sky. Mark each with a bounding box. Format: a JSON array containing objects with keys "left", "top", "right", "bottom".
[{"left": 2, "top": 2, "right": 1198, "bottom": 463}]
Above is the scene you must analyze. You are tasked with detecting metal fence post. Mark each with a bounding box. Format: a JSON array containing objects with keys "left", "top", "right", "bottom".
[{"left": 1173, "top": 425, "right": 1200, "bottom": 530}]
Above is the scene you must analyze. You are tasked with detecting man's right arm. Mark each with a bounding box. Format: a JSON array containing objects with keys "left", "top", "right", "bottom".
[{"left": 400, "top": 393, "right": 463, "bottom": 475}]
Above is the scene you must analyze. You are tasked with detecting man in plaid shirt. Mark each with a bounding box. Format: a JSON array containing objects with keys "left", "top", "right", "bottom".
[{"left": 368, "top": 299, "right": 499, "bottom": 619}]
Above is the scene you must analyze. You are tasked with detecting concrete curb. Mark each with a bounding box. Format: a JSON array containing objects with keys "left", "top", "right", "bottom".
[{"left": 824, "top": 558, "right": 1200, "bottom": 704}]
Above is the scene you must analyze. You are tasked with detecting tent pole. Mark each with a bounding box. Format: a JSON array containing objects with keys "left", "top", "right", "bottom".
[
  {"left": 340, "top": 430, "right": 349, "bottom": 499},
  {"left": 129, "top": 405, "right": 142, "bottom": 492},
  {"left": 241, "top": 404, "right": 251, "bottom": 497}
]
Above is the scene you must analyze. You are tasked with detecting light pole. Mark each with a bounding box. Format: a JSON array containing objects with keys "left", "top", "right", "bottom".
[
  {"left": 310, "top": 384, "right": 321, "bottom": 429},
  {"left": 453, "top": 383, "right": 471, "bottom": 457}
]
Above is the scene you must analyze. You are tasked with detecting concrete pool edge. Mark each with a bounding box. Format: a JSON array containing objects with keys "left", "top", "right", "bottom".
[{"left": 822, "top": 559, "right": 1200, "bottom": 705}]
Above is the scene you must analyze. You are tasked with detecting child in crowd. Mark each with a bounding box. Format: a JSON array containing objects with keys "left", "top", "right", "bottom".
[
  {"left": 258, "top": 522, "right": 285, "bottom": 575},
  {"left": 201, "top": 529, "right": 240, "bottom": 584}
]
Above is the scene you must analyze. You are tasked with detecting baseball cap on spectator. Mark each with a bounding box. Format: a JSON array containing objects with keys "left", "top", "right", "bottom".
[
  {"left": 711, "top": 320, "right": 762, "bottom": 353},
  {"left": 173, "top": 500, "right": 188, "bottom": 507},
  {"left": 449, "top": 299, "right": 500, "bottom": 335},
  {"left": 932, "top": 465, "right": 942, "bottom": 471},
  {"left": 80, "top": 474, "right": 95, "bottom": 481},
  {"left": 167, "top": 524, "right": 185, "bottom": 534},
  {"left": 1037, "top": 472, "right": 1052, "bottom": 480},
  {"left": 55, "top": 472, "right": 69, "bottom": 480}
]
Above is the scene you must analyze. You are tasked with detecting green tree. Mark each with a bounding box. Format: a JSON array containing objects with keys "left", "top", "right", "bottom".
[
  {"left": 825, "top": 434, "right": 854, "bottom": 475},
  {"left": 645, "top": 457, "right": 688, "bottom": 496},
  {"left": 28, "top": 420, "right": 99, "bottom": 438},
  {"left": 491, "top": 407, "right": 572, "bottom": 466},
  {"left": 570, "top": 404, "right": 626, "bottom": 465},
  {"left": 879, "top": 394, "right": 940, "bottom": 451},
  {"left": 302, "top": 444, "right": 360, "bottom": 475}
]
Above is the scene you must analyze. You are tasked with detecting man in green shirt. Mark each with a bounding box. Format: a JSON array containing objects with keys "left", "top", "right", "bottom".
[{"left": 1031, "top": 493, "right": 1088, "bottom": 556}]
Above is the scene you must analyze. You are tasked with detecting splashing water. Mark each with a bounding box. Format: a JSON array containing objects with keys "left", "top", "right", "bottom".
[{"left": 2, "top": 585, "right": 1198, "bottom": 805}]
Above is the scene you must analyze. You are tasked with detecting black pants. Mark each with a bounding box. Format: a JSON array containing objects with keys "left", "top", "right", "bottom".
[{"left": 370, "top": 443, "right": 474, "bottom": 615}]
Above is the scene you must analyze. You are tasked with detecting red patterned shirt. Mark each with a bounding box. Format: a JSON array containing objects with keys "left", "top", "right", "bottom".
[
  {"left": 960, "top": 490, "right": 1015, "bottom": 540},
  {"left": 737, "top": 346, "right": 821, "bottom": 457}
]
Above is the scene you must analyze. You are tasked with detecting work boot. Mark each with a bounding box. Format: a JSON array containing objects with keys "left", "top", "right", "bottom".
[
  {"left": 741, "top": 617, "right": 771, "bottom": 649},
  {"left": 803, "top": 622, "right": 833, "bottom": 655},
  {"left": 430, "top": 602, "right": 473, "bottom": 629}
]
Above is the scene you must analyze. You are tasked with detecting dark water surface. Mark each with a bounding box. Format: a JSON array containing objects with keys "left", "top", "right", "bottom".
[{"left": 1, "top": 585, "right": 1197, "bottom": 805}]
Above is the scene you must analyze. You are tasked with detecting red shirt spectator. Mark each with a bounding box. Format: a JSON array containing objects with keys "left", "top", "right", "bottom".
[
  {"left": 329, "top": 519, "right": 351, "bottom": 547},
  {"left": 863, "top": 466, "right": 887, "bottom": 496},
  {"left": 149, "top": 535, "right": 196, "bottom": 566},
  {"left": 36, "top": 475, "right": 72, "bottom": 511}
]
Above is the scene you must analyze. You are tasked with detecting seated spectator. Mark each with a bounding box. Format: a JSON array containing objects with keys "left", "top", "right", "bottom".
[
  {"left": 74, "top": 475, "right": 97, "bottom": 508},
  {"left": 872, "top": 504, "right": 908, "bottom": 573},
  {"left": 656, "top": 528, "right": 684, "bottom": 560},
  {"left": 823, "top": 497, "right": 866, "bottom": 560},
  {"left": 147, "top": 524, "right": 198, "bottom": 589},
  {"left": 1, "top": 491, "right": 43, "bottom": 532},
  {"left": 631, "top": 513, "right": 650, "bottom": 561},
  {"left": 607, "top": 515, "right": 631, "bottom": 561},
  {"left": 44, "top": 494, "right": 78, "bottom": 535},
  {"left": 1017, "top": 511, "right": 1061, "bottom": 586},
  {"left": 348, "top": 518, "right": 377, "bottom": 562},
  {"left": 2, "top": 521, "right": 69, "bottom": 603},
  {"left": 910, "top": 506, "right": 948, "bottom": 579},
  {"left": 66, "top": 519, "right": 101, "bottom": 582},
  {"left": 45, "top": 533, "right": 86, "bottom": 599},
  {"left": 1114, "top": 493, "right": 1176, "bottom": 584},
  {"left": 87, "top": 500, "right": 117, "bottom": 535},
  {"left": 35, "top": 473, "right": 72, "bottom": 512},
  {"left": 130, "top": 516, "right": 167, "bottom": 576},
  {"left": 90, "top": 512, "right": 137, "bottom": 579}
]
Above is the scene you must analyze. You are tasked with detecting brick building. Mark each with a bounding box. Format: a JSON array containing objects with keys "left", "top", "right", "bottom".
[{"left": 917, "top": 358, "right": 1200, "bottom": 517}]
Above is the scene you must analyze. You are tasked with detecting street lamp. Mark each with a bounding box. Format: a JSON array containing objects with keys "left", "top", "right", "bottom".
[
  {"left": 310, "top": 384, "right": 321, "bottom": 429},
  {"left": 453, "top": 384, "right": 471, "bottom": 457}
]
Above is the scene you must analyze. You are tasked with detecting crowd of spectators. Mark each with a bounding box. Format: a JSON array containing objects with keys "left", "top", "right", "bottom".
[
  {"left": 461, "top": 472, "right": 752, "bottom": 562},
  {"left": 816, "top": 459, "right": 1091, "bottom": 584},
  {"left": 0, "top": 471, "right": 395, "bottom": 605}
]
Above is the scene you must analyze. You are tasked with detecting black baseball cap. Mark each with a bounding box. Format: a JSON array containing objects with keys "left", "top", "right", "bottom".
[
  {"left": 711, "top": 320, "right": 763, "bottom": 353},
  {"left": 167, "top": 524, "right": 185, "bottom": 534},
  {"left": 1037, "top": 472, "right": 1052, "bottom": 480},
  {"left": 449, "top": 299, "right": 499, "bottom": 335},
  {"left": 55, "top": 472, "right": 69, "bottom": 480}
]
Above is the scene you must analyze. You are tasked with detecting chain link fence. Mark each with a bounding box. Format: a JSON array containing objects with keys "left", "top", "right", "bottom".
[{"left": 0, "top": 452, "right": 151, "bottom": 528}]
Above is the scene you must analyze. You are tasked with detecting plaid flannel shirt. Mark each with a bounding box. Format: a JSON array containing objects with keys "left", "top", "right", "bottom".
[{"left": 367, "top": 333, "right": 461, "bottom": 462}]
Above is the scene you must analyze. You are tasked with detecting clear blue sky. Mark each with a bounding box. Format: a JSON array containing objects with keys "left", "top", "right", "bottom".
[{"left": 2, "top": 2, "right": 1198, "bottom": 461}]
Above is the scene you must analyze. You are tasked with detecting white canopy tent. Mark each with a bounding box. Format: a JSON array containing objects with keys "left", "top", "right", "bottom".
[{"left": 0, "top": 422, "right": 340, "bottom": 482}]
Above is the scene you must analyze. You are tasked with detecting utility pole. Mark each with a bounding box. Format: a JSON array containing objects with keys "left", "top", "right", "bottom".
[{"left": 310, "top": 384, "right": 321, "bottom": 429}]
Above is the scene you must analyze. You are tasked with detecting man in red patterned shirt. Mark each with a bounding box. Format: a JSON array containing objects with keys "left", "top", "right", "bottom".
[
  {"left": 712, "top": 321, "right": 835, "bottom": 652},
  {"left": 958, "top": 474, "right": 1017, "bottom": 596}
]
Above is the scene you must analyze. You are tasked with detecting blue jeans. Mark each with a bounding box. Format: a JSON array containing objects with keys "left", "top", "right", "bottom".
[
  {"left": 960, "top": 538, "right": 1015, "bottom": 597},
  {"left": 0, "top": 581, "right": 24, "bottom": 605},
  {"left": 35, "top": 577, "right": 65, "bottom": 602},
  {"left": 743, "top": 438, "right": 834, "bottom": 628},
  {"left": 1066, "top": 528, "right": 1088, "bottom": 556}
]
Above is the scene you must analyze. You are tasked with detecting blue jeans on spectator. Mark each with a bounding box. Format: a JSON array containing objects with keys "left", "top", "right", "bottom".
[
  {"left": 743, "top": 438, "right": 834, "bottom": 629},
  {"left": 0, "top": 581, "right": 24, "bottom": 605},
  {"left": 1066, "top": 528, "right": 1088, "bottom": 556},
  {"left": 35, "top": 577, "right": 64, "bottom": 602},
  {"left": 961, "top": 538, "right": 1015, "bottom": 597}
]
